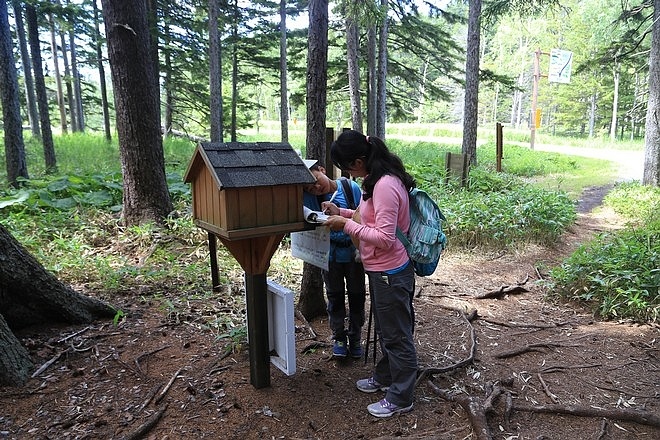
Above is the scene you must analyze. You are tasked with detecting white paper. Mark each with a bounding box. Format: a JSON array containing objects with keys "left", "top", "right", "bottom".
[
  {"left": 290, "top": 227, "right": 330, "bottom": 271},
  {"left": 303, "top": 206, "right": 329, "bottom": 223}
]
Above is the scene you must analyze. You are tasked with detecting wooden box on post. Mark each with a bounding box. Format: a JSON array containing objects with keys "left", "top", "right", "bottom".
[
  {"left": 184, "top": 141, "right": 315, "bottom": 240},
  {"left": 183, "top": 141, "right": 316, "bottom": 389}
]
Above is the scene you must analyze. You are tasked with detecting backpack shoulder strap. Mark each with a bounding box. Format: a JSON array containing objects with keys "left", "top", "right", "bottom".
[{"left": 339, "top": 177, "right": 357, "bottom": 210}]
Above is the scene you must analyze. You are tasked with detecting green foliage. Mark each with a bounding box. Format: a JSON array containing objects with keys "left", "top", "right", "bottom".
[
  {"left": 390, "top": 141, "right": 578, "bottom": 249},
  {"left": 549, "top": 222, "right": 660, "bottom": 323},
  {"left": 0, "top": 128, "right": 652, "bottom": 328},
  {"left": 603, "top": 182, "right": 660, "bottom": 224}
]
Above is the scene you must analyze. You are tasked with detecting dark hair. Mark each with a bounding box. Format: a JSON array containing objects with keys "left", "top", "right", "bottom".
[{"left": 330, "top": 130, "right": 415, "bottom": 200}]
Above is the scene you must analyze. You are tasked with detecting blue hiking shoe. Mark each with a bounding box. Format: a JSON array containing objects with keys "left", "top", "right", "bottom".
[
  {"left": 332, "top": 339, "right": 348, "bottom": 358},
  {"left": 367, "top": 398, "right": 413, "bottom": 418},
  {"left": 349, "top": 341, "right": 363, "bottom": 359}
]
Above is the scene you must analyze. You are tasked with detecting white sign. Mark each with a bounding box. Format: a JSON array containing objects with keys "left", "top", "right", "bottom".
[
  {"left": 548, "top": 49, "right": 573, "bottom": 83},
  {"left": 290, "top": 227, "right": 330, "bottom": 271},
  {"left": 267, "top": 280, "right": 296, "bottom": 376}
]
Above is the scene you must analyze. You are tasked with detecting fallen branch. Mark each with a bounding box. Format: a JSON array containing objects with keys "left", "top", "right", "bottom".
[
  {"left": 136, "top": 383, "right": 162, "bottom": 414},
  {"left": 475, "top": 285, "right": 528, "bottom": 299},
  {"left": 31, "top": 348, "right": 70, "bottom": 378},
  {"left": 512, "top": 403, "right": 660, "bottom": 428},
  {"left": 537, "top": 373, "right": 559, "bottom": 403},
  {"left": 480, "top": 317, "right": 570, "bottom": 329},
  {"left": 416, "top": 311, "right": 476, "bottom": 386},
  {"left": 494, "top": 341, "right": 576, "bottom": 359},
  {"left": 154, "top": 367, "right": 184, "bottom": 404},
  {"left": 135, "top": 345, "right": 171, "bottom": 375},
  {"left": 57, "top": 326, "right": 91, "bottom": 343},
  {"left": 119, "top": 404, "right": 168, "bottom": 440}
]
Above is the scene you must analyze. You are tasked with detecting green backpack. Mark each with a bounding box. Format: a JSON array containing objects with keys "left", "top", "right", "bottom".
[{"left": 396, "top": 188, "right": 447, "bottom": 277}]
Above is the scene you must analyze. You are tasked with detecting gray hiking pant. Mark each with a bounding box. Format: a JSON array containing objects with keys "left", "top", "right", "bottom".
[{"left": 367, "top": 262, "right": 417, "bottom": 407}]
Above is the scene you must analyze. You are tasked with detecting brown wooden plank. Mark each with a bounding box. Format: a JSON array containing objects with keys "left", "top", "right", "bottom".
[
  {"left": 238, "top": 187, "right": 258, "bottom": 229},
  {"left": 257, "top": 187, "right": 275, "bottom": 227}
]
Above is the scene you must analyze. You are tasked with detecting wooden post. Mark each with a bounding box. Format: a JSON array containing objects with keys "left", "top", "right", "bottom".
[
  {"left": 530, "top": 49, "right": 540, "bottom": 150},
  {"left": 245, "top": 272, "right": 270, "bottom": 388},
  {"left": 496, "top": 123, "right": 503, "bottom": 172},
  {"left": 208, "top": 232, "right": 220, "bottom": 291}
]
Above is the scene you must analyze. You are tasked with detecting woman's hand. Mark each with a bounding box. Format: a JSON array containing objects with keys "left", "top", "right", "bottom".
[
  {"left": 321, "top": 201, "right": 340, "bottom": 215},
  {"left": 323, "top": 215, "right": 348, "bottom": 231}
]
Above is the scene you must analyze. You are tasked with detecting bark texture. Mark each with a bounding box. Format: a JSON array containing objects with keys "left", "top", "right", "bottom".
[
  {"left": 643, "top": 0, "right": 660, "bottom": 186},
  {"left": 299, "top": 0, "right": 329, "bottom": 319},
  {"left": 461, "top": 0, "right": 481, "bottom": 166},
  {"left": 0, "top": 225, "right": 115, "bottom": 386},
  {"left": 101, "top": 0, "right": 173, "bottom": 225},
  {"left": 25, "top": 3, "right": 56, "bottom": 170},
  {"left": 0, "top": 0, "right": 28, "bottom": 187}
]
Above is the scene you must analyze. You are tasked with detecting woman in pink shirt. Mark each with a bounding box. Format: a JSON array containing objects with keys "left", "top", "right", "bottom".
[{"left": 322, "top": 130, "right": 417, "bottom": 418}]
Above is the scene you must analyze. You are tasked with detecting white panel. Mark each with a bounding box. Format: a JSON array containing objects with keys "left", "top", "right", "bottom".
[{"left": 267, "top": 280, "right": 296, "bottom": 376}]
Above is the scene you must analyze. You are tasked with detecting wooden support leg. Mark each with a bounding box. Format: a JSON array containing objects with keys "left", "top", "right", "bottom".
[
  {"left": 244, "top": 272, "right": 270, "bottom": 388},
  {"left": 208, "top": 232, "right": 220, "bottom": 291}
]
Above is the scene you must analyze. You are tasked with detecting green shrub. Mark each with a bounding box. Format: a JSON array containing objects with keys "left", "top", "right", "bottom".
[
  {"left": 549, "top": 221, "right": 660, "bottom": 323},
  {"left": 604, "top": 181, "right": 660, "bottom": 224}
]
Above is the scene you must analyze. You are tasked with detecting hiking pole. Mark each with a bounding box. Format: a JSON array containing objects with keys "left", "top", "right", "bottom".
[{"left": 364, "top": 298, "right": 372, "bottom": 365}]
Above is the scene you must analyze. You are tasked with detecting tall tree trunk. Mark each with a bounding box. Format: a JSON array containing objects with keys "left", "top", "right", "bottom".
[
  {"left": 300, "top": 0, "right": 329, "bottom": 320},
  {"left": 610, "top": 66, "right": 619, "bottom": 142},
  {"left": 163, "top": 3, "right": 173, "bottom": 137},
  {"left": 643, "top": 0, "right": 660, "bottom": 186},
  {"left": 0, "top": 224, "right": 115, "bottom": 386},
  {"left": 59, "top": 24, "right": 77, "bottom": 132},
  {"left": 92, "top": 0, "right": 110, "bottom": 141},
  {"left": 461, "top": 0, "right": 481, "bottom": 166},
  {"left": 366, "top": 25, "right": 376, "bottom": 136},
  {"left": 11, "top": 0, "right": 39, "bottom": 139},
  {"left": 589, "top": 92, "right": 597, "bottom": 138},
  {"left": 69, "top": 26, "right": 84, "bottom": 131},
  {"left": 376, "top": 0, "right": 388, "bottom": 139},
  {"left": 49, "top": 13, "right": 68, "bottom": 134},
  {"left": 346, "top": 16, "right": 362, "bottom": 132},
  {"left": 231, "top": 0, "right": 238, "bottom": 142},
  {"left": 0, "top": 0, "right": 28, "bottom": 187},
  {"left": 101, "top": 0, "right": 173, "bottom": 226},
  {"left": 279, "top": 0, "right": 289, "bottom": 142},
  {"left": 25, "top": 3, "right": 56, "bottom": 171},
  {"left": 209, "top": 0, "right": 223, "bottom": 142}
]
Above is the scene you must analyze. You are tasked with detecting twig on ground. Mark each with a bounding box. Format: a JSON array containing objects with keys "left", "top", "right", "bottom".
[
  {"left": 416, "top": 311, "right": 476, "bottom": 386},
  {"left": 537, "top": 373, "right": 559, "bottom": 403},
  {"left": 511, "top": 403, "right": 660, "bottom": 428},
  {"left": 475, "top": 285, "right": 529, "bottom": 299},
  {"left": 31, "top": 348, "right": 70, "bottom": 378},
  {"left": 119, "top": 404, "right": 168, "bottom": 440},
  {"left": 480, "top": 317, "right": 570, "bottom": 329},
  {"left": 539, "top": 363, "right": 602, "bottom": 374},
  {"left": 494, "top": 338, "right": 587, "bottom": 359},
  {"left": 57, "top": 326, "right": 91, "bottom": 343},
  {"left": 135, "top": 345, "right": 171, "bottom": 375},
  {"left": 136, "top": 383, "right": 162, "bottom": 414},
  {"left": 154, "top": 367, "right": 184, "bottom": 404},
  {"left": 596, "top": 419, "right": 609, "bottom": 440}
]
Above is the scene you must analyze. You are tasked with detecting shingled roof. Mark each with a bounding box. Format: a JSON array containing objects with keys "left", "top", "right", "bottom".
[{"left": 184, "top": 141, "right": 316, "bottom": 188}]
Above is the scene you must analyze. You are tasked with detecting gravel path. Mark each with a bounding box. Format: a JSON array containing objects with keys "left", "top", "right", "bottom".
[{"left": 533, "top": 143, "right": 644, "bottom": 181}]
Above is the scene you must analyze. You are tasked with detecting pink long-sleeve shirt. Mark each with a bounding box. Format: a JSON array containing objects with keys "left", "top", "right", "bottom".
[{"left": 341, "top": 174, "right": 410, "bottom": 272}]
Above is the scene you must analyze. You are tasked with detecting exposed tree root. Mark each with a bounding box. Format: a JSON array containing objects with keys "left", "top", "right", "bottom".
[{"left": 512, "top": 403, "right": 660, "bottom": 428}]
